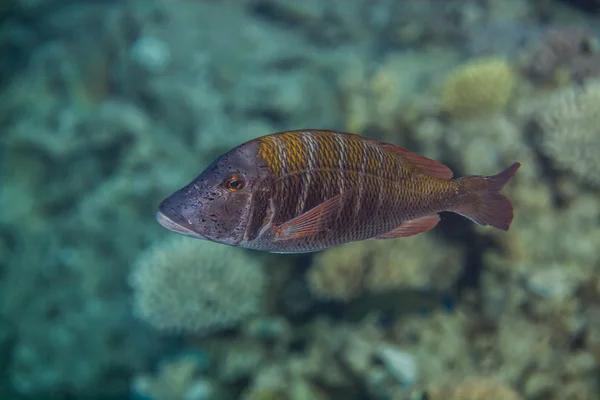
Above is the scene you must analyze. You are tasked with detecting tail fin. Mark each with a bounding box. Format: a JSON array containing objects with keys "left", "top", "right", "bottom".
[{"left": 453, "top": 162, "right": 521, "bottom": 231}]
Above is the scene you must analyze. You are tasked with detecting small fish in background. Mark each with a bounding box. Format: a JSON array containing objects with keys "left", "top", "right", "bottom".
[{"left": 156, "top": 130, "right": 520, "bottom": 254}]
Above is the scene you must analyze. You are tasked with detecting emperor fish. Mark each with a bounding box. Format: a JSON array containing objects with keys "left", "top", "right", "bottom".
[{"left": 156, "top": 130, "right": 520, "bottom": 253}]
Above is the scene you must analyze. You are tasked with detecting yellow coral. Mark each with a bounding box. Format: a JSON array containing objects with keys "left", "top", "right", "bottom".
[
  {"left": 307, "top": 234, "right": 462, "bottom": 302},
  {"left": 442, "top": 57, "right": 516, "bottom": 117},
  {"left": 449, "top": 379, "right": 522, "bottom": 400},
  {"left": 307, "top": 241, "right": 371, "bottom": 301}
]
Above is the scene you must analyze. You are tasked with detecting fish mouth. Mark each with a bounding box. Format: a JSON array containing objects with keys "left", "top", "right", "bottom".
[{"left": 155, "top": 210, "right": 205, "bottom": 240}]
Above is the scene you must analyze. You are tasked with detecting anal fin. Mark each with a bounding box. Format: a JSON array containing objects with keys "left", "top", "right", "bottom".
[{"left": 375, "top": 214, "right": 440, "bottom": 239}]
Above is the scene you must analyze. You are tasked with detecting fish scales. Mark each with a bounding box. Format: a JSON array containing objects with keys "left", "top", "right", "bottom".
[
  {"left": 156, "top": 129, "right": 520, "bottom": 253},
  {"left": 255, "top": 131, "right": 446, "bottom": 250},
  {"left": 265, "top": 131, "right": 443, "bottom": 250}
]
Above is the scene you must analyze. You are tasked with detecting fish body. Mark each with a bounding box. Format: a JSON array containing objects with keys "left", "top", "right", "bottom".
[{"left": 156, "top": 130, "right": 520, "bottom": 253}]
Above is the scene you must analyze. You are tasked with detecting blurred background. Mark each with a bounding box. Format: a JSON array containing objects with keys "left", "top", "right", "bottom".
[{"left": 1, "top": 0, "right": 600, "bottom": 399}]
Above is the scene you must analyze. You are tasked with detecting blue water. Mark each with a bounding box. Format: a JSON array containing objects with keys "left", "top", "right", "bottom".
[{"left": 1, "top": 1, "right": 599, "bottom": 399}]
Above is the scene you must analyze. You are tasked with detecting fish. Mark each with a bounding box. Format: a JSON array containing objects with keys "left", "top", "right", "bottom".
[{"left": 156, "top": 129, "right": 520, "bottom": 254}]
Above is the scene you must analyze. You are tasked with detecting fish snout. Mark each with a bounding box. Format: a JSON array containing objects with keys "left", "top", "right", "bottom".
[{"left": 155, "top": 208, "right": 205, "bottom": 240}]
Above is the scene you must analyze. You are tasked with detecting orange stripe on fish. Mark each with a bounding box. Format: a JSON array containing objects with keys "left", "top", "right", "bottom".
[
  {"left": 257, "top": 131, "right": 312, "bottom": 176},
  {"left": 280, "top": 131, "right": 308, "bottom": 173},
  {"left": 256, "top": 136, "right": 281, "bottom": 175}
]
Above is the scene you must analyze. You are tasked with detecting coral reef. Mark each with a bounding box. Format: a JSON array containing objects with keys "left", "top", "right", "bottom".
[
  {"left": 535, "top": 78, "right": 600, "bottom": 187},
  {"left": 1, "top": 0, "right": 600, "bottom": 399},
  {"left": 340, "top": 49, "right": 458, "bottom": 133},
  {"left": 307, "top": 235, "right": 462, "bottom": 302},
  {"left": 237, "top": 317, "right": 422, "bottom": 400},
  {"left": 428, "top": 378, "right": 521, "bottom": 400},
  {"left": 130, "top": 236, "right": 266, "bottom": 334},
  {"left": 442, "top": 57, "right": 517, "bottom": 117},
  {"left": 132, "top": 354, "right": 215, "bottom": 400},
  {"left": 519, "top": 26, "right": 600, "bottom": 85}
]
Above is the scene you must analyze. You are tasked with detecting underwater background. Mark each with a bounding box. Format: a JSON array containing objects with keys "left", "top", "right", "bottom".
[{"left": 2, "top": 0, "right": 600, "bottom": 399}]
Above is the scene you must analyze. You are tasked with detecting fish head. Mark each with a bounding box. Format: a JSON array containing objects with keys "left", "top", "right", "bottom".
[{"left": 156, "top": 141, "right": 269, "bottom": 245}]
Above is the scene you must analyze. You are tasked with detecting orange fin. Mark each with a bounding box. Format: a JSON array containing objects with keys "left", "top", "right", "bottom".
[
  {"left": 383, "top": 144, "right": 453, "bottom": 179},
  {"left": 273, "top": 192, "right": 346, "bottom": 240},
  {"left": 375, "top": 214, "right": 441, "bottom": 239},
  {"left": 453, "top": 162, "right": 521, "bottom": 231},
  {"left": 362, "top": 137, "right": 453, "bottom": 179}
]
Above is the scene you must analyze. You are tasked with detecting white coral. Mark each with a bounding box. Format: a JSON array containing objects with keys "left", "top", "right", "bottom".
[{"left": 129, "top": 236, "right": 266, "bottom": 334}]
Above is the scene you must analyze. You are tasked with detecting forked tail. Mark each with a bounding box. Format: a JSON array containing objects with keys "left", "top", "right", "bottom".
[{"left": 453, "top": 162, "right": 521, "bottom": 231}]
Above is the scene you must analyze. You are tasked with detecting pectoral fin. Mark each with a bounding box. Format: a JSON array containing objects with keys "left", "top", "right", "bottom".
[
  {"left": 375, "top": 214, "right": 440, "bottom": 239},
  {"left": 273, "top": 192, "right": 347, "bottom": 240}
]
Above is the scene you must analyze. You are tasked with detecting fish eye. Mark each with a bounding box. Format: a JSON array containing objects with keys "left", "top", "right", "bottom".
[{"left": 224, "top": 175, "right": 245, "bottom": 192}]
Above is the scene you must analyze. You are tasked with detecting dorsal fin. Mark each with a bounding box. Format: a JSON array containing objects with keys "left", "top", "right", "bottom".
[
  {"left": 357, "top": 135, "right": 453, "bottom": 179},
  {"left": 381, "top": 143, "right": 453, "bottom": 180}
]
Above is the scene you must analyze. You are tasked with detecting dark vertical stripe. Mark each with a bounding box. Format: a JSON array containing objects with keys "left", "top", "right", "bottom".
[{"left": 245, "top": 183, "right": 270, "bottom": 241}]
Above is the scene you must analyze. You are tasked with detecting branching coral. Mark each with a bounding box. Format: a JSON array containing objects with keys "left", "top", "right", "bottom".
[
  {"left": 132, "top": 355, "right": 215, "bottom": 400},
  {"left": 129, "top": 236, "right": 266, "bottom": 334},
  {"left": 535, "top": 78, "right": 600, "bottom": 187},
  {"left": 520, "top": 27, "right": 600, "bottom": 85},
  {"left": 240, "top": 317, "right": 420, "bottom": 400},
  {"left": 392, "top": 311, "right": 476, "bottom": 388},
  {"left": 444, "top": 114, "right": 528, "bottom": 175},
  {"left": 430, "top": 378, "right": 521, "bottom": 400}
]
